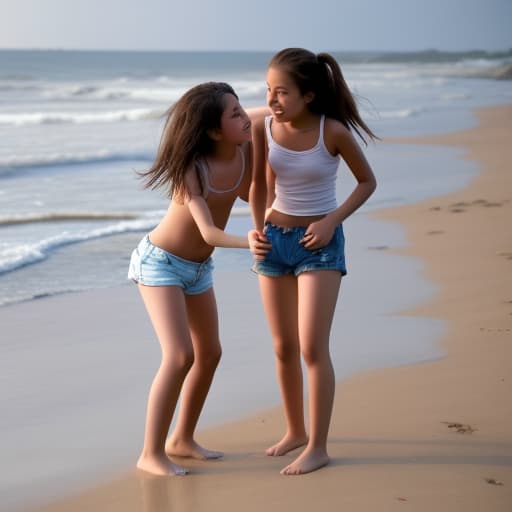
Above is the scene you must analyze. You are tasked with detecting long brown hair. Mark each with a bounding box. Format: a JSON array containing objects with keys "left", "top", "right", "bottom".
[
  {"left": 139, "top": 82, "right": 238, "bottom": 199},
  {"left": 269, "top": 48, "right": 378, "bottom": 144}
]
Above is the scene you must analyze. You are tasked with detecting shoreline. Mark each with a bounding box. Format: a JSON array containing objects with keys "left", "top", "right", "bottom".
[{"left": 18, "top": 104, "right": 512, "bottom": 511}]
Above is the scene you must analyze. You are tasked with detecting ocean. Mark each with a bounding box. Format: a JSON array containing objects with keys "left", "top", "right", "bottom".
[{"left": 0, "top": 49, "right": 511, "bottom": 307}]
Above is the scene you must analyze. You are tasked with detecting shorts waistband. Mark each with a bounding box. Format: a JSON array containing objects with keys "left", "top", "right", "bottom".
[
  {"left": 143, "top": 235, "right": 212, "bottom": 269},
  {"left": 264, "top": 222, "right": 309, "bottom": 235}
]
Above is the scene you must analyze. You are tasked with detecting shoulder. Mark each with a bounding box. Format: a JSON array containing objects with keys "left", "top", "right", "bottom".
[
  {"left": 239, "top": 141, "right": 252, "bottom": 168},
  {"left": 324, "top": 117, "right": 359, "bottom": 155},
  {"left": 251, "top": 115, "right": 267, "bottom": 135},
  {"left": 324, "top": 117, "right": 351, "bottom": 139},
  {"left": 251, "top": 116, "right": 268, "bottom": 151},
  {"left": 183, "top": 163, "right": 205, "bottom": 198}
]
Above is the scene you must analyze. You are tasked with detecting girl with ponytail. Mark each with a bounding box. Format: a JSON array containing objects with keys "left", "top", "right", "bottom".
[{"left": 250, "top": 48, "right": 377, "bottom": 475}]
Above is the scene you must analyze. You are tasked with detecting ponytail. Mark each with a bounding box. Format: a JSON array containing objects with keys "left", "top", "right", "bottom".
[{"left": 317, "top": 53, "right": 377, "bottom": 144}]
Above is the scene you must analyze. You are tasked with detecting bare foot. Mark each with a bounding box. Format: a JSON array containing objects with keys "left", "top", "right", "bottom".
[
  {"left": 266, "top": 434, "right": 308, "bottom": 456},
  {"left": 280, "top": 447, "right": 329, "bottom": 475},
  {"left": 165, "top": 438, "right": 223, "bottom": 460},
  {"left": 137, "top": 453, "right": 188, "bottom": 476}
]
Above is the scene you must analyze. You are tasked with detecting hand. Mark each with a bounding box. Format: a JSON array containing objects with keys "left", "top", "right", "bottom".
[
  {"left": 299, "top": 218, "right": 336, "bottom": 250},
  {"left": 248, "top": 229, "right": 271, "bottom": 261}
]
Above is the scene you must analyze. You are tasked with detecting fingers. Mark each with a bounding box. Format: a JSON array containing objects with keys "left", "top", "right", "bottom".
[
  {"left": 299, "top": 232, "right": 315, "bottom": 247},
  {"left": 300, "top": 232, "right": 329, "bottom": 249}
]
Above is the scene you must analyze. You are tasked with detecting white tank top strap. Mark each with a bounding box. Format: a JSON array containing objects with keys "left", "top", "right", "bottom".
[
  {"left": 196, "top": 146, "right": 245, "bottom": 196},
  {"left": 265, "top": 115, "right": 273, "bottom": 142},
  {"left": 318, "top": 114, "right": 325, "bottom": 144}
]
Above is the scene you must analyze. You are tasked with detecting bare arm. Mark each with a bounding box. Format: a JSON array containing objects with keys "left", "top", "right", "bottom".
[
  {"left": 302, "top": 121, "right": 377, "bottom": 249},
  {"left": 248, "top": 116, "right": 268, "bottom": 231},
  {"left": 187, "top": 196, "right": 250, "bottom": 249},
  {"left": 247, "top": 115, "right": 273, "bottom": 259},
  {"left": 328, "top": 124, "right": 377, "bottom": 224},
  {"left": 246, "top": 106, "right": 271, "bottom": 123},
  {"left": 184, "top": 169, "right": 249, "bottom": 249}
]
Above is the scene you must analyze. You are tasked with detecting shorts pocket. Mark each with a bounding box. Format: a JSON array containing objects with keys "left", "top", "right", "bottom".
[
  {"left": 128, "top": 248, "right": 141, "bottom": 281},
  {"left": 143, "top": 245, "right": 170, "bottom": 265}
]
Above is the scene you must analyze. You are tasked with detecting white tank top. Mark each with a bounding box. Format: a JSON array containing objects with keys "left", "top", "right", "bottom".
[{"left": 265, "top": 115, "right": 340, "bottom": 216}]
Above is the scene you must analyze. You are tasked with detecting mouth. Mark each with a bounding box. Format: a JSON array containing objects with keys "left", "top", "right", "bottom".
[
  {"left": 243, "top": 121, "right": 251, "bottom": 131},
  {"left": 272, "top": 108, "right": 284, "bottom": 116}
]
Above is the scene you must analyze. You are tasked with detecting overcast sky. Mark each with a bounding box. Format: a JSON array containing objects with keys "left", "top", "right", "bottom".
[{"left": 0, "top": 0, "right": 510, "bottom": 52}]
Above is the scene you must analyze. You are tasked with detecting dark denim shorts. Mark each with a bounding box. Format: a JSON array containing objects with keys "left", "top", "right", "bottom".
[
  {"left": 252, "top": 222, "right": 347, "bottom": 277},
  {"left": 128, "top": 235, "right": 213, "bottom": 294}
]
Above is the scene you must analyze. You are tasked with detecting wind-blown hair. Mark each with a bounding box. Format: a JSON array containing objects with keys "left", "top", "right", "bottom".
[
  {"left": 139, "top": 82, "right": 237, "bottom": 199},
  {"left": 269, "top": 48, "right": 378, "bottom": 144}
]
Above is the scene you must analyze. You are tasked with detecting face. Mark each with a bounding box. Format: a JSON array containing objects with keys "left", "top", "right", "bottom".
[
  {"left": 266, "top": 67, "right": 313, "bottom": 123},
  {"left": 217, "top": 93, "right": 251, "bottom": 144}
]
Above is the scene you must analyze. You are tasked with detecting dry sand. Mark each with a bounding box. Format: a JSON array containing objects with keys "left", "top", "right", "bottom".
[{"left": 26, "top": 105, "right": 512, "bottom": 511}]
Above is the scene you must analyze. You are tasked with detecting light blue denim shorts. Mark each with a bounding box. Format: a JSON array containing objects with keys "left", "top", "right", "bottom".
[
  {"left": 128, "top": 235, "right": 213, "bottom": 294},
  {"left": 252, "top": 222, "right": 347, "bottom": 277}
]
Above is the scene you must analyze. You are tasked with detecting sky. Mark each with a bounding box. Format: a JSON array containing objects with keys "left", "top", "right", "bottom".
[{"left": 0, "top": 0, "right": 510, "bottom": 52}]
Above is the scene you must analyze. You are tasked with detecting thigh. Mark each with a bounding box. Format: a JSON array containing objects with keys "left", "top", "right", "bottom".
[
  {"left": 138, "top": 284, "right": 192, "bottom": 356},
  {"left": 185, "top": 287, "right": 220, "bottom": 357},
  {"left": 259, "top": 274, "right": 299, "bottom": 347},
  {"left": 297, "top": 271, "right": 341, "bottom": 351}
]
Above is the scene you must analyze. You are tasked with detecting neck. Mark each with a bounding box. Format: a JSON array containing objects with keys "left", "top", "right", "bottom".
[
  {"left": 287, "top": 110, "right": 319, "bottom": 131},
  {"left": 208, "top": 141, "right": 238, "bottom": 161}
]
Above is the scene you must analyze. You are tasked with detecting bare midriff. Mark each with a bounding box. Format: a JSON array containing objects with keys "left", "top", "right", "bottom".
[{"left": 266, "top": 208, "right": 326, "bottom": 228}]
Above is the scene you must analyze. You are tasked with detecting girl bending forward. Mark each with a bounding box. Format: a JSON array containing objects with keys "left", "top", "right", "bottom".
[{"left": 128, "top": 82, "right": 269, "bottom": 476}]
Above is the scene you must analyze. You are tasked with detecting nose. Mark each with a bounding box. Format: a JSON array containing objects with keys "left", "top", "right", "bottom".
[{"left": 267, "top": 89, "right": 276, "bottom": 104}]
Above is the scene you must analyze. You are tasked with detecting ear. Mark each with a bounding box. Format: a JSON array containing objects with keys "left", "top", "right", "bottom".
[
  {"left": 304, "top": 91, "right": 315, "bottom": 104},
  {"left": 207, "top": 128, "right": 222, "bottom": 141}
]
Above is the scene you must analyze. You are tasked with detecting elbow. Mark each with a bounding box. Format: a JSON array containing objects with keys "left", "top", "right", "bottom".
[
  {"left": 367, "top": 176, "right": 377, "bottom": 196},
  {"left": 371, "top": 177, "right": 377, "bottom": 194},
  {"left": 200, "top": 227, "right": 218, "bottom": 247}
]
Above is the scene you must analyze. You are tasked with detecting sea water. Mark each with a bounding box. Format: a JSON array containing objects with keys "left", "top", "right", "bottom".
[{"left": 0, "top": 49, "right": 511, "bottom": 306}]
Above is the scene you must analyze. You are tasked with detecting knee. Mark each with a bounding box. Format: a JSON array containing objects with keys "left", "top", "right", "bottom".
[
  {"left": 274, "top": 337, "right": 300, "bottom": 363},
  {"left": 196, "top": 341, "right": 222, "bottom": 370},
  {"left": 300, "top": 344, "right": 329, "bottom": 367},
  {"left": 163, "top": 348, "right": 195, "bottom": 374},
  {"left": 203, "top": 344, "right": 222, "bottom": 369}
]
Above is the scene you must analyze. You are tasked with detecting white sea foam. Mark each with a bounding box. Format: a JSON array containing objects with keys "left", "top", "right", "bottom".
[
  {"left": 0, "top": 205, "right": 250, "bottom": 275},
  {"left": 0, "top": 108, "right": 163, "bottom": 126},
  {"left": 0, "top": 218, "right": 158, "bottom": 274},
  {"left": 0, "top": 149, "right": 153, "bottom": 171},
  {"left": 377, "top": 108, "right": 422, "bottom": 119}
]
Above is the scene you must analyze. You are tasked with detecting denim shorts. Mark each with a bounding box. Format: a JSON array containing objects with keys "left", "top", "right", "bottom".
[
  {"left": 252, "top": 222, "right": 347, "bottom": 277},
  {"left": 128, "top": 235, "right": 214, "bottom": 294}
]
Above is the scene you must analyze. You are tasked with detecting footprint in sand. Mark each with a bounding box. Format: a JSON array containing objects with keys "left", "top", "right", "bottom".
[
  {"left": 479, "top": 327, "right": 511, "bottom": 332},
  {"left": 427, "top": 230, "right": 445, "bottom": 235},
  {"left": 485, "top": 478, "right": 504, "bottom": 486},
  {"left": 441, "top": 421, "right": 477, "bottom": 434},
  {"left": 497, "top": 251, "right": 512, "bottom": 260},
  {"left": 444, "top": 198, "right": 510, "bottom": 213}
]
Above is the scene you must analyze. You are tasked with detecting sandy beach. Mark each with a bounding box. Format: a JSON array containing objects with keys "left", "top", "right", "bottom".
[{"left": 14, "top": 104, "right": 512, "bottom": 511}]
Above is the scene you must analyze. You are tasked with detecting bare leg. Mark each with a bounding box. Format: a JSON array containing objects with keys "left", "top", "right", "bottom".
[
  {"left": 259, "top": 275, "right": 308, "bottom": 456},
  {"left": 136, "top": 284, "right": 192, "bottom": 476},
  {"left": 166, "top": 288, "right": 223, "bottom": 460},
  {"left": 281, "top": 271, "right": 341, "bottom": 475}
]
